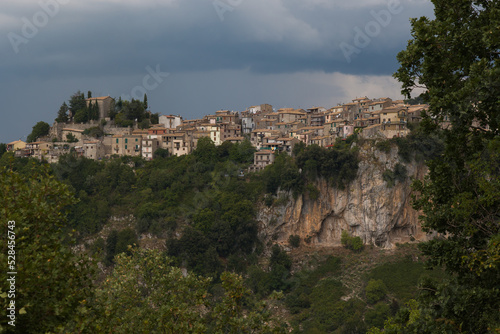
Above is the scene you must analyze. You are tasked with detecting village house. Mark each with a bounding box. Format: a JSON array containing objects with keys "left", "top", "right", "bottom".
[
  {"left": 6, "top": 140, "right": 26, "bottom": 152},
  {"left": 278, "top": 108, "right": 306, "bottom": 123},
  {"left": 241, "top": 112, "right": 256, "bottom": 134},
  {"left": 378, "top": 106, "right": 408, "bottom": 128},
  {"left": 407, "top": 104, "right": 428, "bottom": 123},
  {"left": 85, "top": 96, "right": 114, "bottom": 120},
  {"left": 251, "top": 129, "right": 281, "bottom": 147},
  {"left": 220, "top": 123, "right": 242, "bottom": 141},
  {"left": 215, "top": 110, "right": 239, "bottom": 124},
  {"left": 25, "top": 141, "right": 53, "bottom": 160},
  {"left": 276, "top": 137, "right": 299, "bottom": 155},
  {"left": 141, "top": 138, "right": 160, "bottom": 161},
  {"left": 83, "top": 140, "right": 106, "bottom": 160},
  {"left": 310, "top": 113, "right": 326, "bottom": 127},
  {"left": 254, "top": 116, "right": 278, "bottom": 130},
  {"left": 253, "top": 150, "right": 275, "bottom": 170},
  {"left": 310, "top": 135, "right": 335, "bottom": 148},
  {"left": 368, "top": 98, "right": 392, "bottom": 112},
  {"left": 248, "top": 104, "right": 273, "bottom": 114},
  {"left": 159, "top": 115, "right": 183, "bottom": 129},
  {"left": 62, "top": 128, "right": 84, "bottom": 142},
  {"left": 112, "top": 135, "right": 142, "bottom": 157}
]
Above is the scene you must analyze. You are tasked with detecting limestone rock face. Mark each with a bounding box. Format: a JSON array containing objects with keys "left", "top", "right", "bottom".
[{"left": 257, "top": 143, "right": 430, "bottom": 249}]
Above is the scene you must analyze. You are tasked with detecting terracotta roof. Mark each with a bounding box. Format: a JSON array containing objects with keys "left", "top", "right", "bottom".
[
  {"left": 7, "top": 140, "right": 25, "bottom": 145},
  {"left": 85, "top": 96, "right": 111, "bottom": 100}
]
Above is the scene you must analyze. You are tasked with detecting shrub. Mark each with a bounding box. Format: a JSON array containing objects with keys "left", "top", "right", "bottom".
[
  {"left": 365, "top": 302, "right": 390, "bottom": 329},
  {"left": 383, "top": 163, "right": 408, "bottom": 188},
  {"left": 382, "top": 169, "right": 395, "bottom": 188},
  {"left": 306, "top": 184, "right": 320, "bottom": 200},
  {"left": 341, "top": 230, "right": 364, "bottom": 252},
  {"left": 264, "top": 194, "right": 274, "bottom": 207},
  {"left": 365, "top": 279, "right": 388, "bottom": 304},
  {"left": 289, "top": 235, "right": 301, "bottom": 248},
  {"left": 376, "top": 140, "right": 392, "bottom": 153}
]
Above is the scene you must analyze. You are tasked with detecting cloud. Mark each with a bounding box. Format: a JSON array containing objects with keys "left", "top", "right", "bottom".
[{"left": 0, "top": 0, "right": 435, "bottom": 142}]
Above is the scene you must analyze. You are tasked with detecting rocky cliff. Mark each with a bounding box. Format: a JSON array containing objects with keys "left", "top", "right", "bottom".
[{"left": 257, "top": 142, "right": 431, "bottom": 249}]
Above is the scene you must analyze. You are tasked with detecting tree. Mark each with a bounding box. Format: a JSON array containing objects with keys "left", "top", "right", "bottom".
[
  {"left": 365, "top": 279, "right": 388, "bottom": 305},
  {"left": 389, "top": 1, "right": 500, "bottom": 332},
  {"left": 26, "top": 121, "right": 50, "bottom": 142},
  {"left": 84, "top": 248, "right": 211, "bottom": 333},
  {"left": 143, "top": 93, "right": 148, "bottom": 110},
  {"left": 0, "top": 167, "right": 95, "bottom": 333},
  {"left": 56, "top": 102, "right": 69, "bottom": 123},
  {"left": 66, "top": 133, "right": 79, "bottom": 143},
  {"left": 69, "top": 90, "right": 86, "bottom": 113},
  {"left": 73, "top": 109, "right": 88, "bottom": 123},
  {"left": 122, "top": 99, "right": 146, "bottom": 121},
  {"left": 0, "top": 143, "right": 6, "bottom": 157},
  {"left": 150, "top": 112, "right": 159, "bottom": 124},
  {"left": 81, "top": 249, "right": 285, "bottom": 333}
]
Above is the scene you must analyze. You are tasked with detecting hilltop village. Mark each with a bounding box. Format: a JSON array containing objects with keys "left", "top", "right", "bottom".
[{"left": 6, "top": 95, "right": 428, "bottom": 169}]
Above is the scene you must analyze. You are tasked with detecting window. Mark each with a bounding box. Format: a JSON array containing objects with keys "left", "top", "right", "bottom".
[
  {"left": 116, "top": 139, "right": 119, "bottom": 143},
  {"left": 125, "top": 145, "right": 127, "bottom": 149},
  {"left": 125, "top": 138, "right": 128, "bottom": 143}
]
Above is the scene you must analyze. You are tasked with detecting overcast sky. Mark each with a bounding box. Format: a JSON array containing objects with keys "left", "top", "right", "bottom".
[{"left": 0, "top": 0, "right": 434, "bottom": 143}]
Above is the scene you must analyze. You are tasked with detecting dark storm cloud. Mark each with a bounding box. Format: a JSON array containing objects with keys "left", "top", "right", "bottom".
[{"left": 0, "top": 0, "right": 434, "bottom": 143}]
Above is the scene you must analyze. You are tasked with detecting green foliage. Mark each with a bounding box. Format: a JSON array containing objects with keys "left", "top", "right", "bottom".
[
  {"left": 153, "top": 147, "right": 169, "bottom": 158},
  {"left": 82, "top": 126, "right": 104, "bottom": 138},
  {"left": 404, "top": 93, "right": 426, "bottom": 105},
  {"left": 288, "top": 235, "right": 301, "bottom": 248},
  {"left": 73, "top": 109, "right": 88, "bottom": 123},
  {"left": 296, "top": 142, "right": 359, "bottom": 190},
  {"left": 306, "top": 183, "right": 319, "bottom": 200},
  {"left": 393, "top": 128, "right": 444, "bottom": 163},
  {"left": 0, "top": 143, "right": 6, "bottom": 157},
  {"left": 284, "top": 256, "right": 341, "bottom": 315},
  {"left": 365, "top": 302, "right": 391, "bottom": 329},
  {"left": 27, "top": 121, "right": 50, "bottom": 142},
  {"left": 122, "top": 98, "right": 147, "bottom": 122},
  {"left": 365, "top": 279, "right": 388, "bottom": 304},
  {"left": 150, "top": 112, "right": 159, "bottom": 124},
  {"left": 0, "top": 167, "right": 95, "bottom": 333},
  {"left": 366, "top": 257, "right": 446, "bottom": 303},
  {"left": 78, "top": 249, "right": 285, "bottom": 333},
  {"left": 340, "top": 230, "right": 364, "bottom": 252},
  {"left": 139, "top": 118, "right": 150, "bottom": 129},
  {"left": 391, "top": 0, "right": 500, "bottom": 330},
  {"left": 104, "top": 228, "right": 139, "bottom": 265},
  {"left": 382, "top": 163, "right": 408, "bottom": 188},
  {"left": 376, "top": 140, "right": 392, "bottom": 153},
  {"left": 143, "top": 93, "right": 148, "bottom": 110},
  {"left": 114, "top": 112, "right": 134, "bottom": 127},
  {"left": 261, "top": 153, "right": 303, "bottom": 196},
  {"left": 66, "top": 133, "right": 79, "bottom": 143},
  {"left": 69, "top": 90, "right": 86, "bottom": 112},
  {"left": 210, "top": 272, "right": 287, "bottom": 333},
  {"left": 56, "top": 102, "right": 69, "bottom": 123},
  {"left": 85, "top": 248, "right": 211, "bottom": 333}
]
